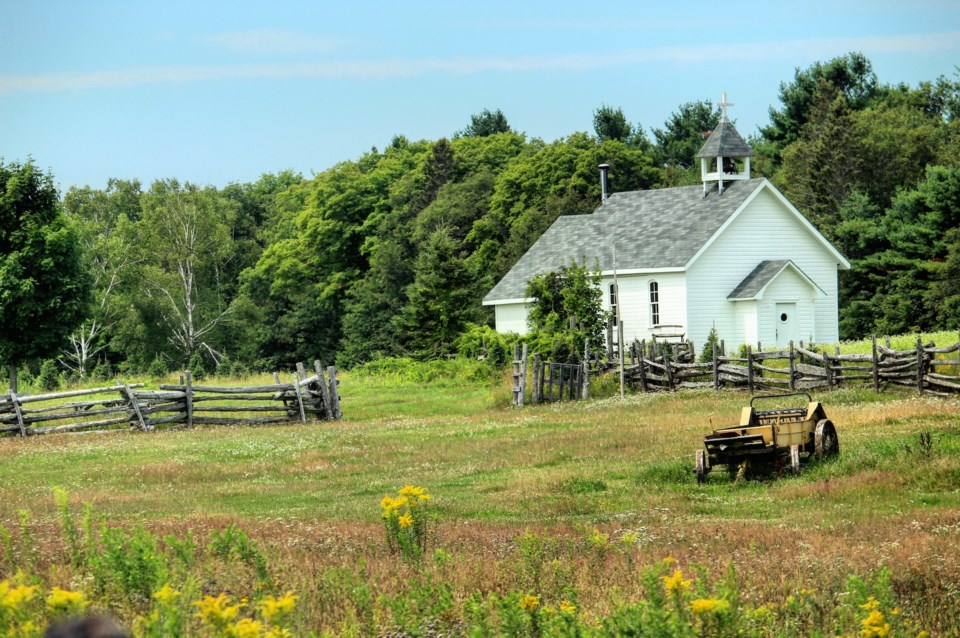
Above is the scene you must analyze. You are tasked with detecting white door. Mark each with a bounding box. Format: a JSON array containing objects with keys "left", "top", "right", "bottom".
[{"left": 775, "top": 303, "right": 798, "bottom": 347}]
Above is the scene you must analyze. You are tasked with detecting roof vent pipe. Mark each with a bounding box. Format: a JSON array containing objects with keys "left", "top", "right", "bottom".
[{"left": 599, "top": 163, "right": 610, "bottom": 203}]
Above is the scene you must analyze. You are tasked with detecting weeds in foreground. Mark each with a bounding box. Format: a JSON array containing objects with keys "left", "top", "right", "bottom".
[{"left": 0, "top": 492, "right": 938, "bottom": 637}]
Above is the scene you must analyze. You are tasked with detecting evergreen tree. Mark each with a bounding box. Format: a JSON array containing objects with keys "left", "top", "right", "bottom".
[{"left": 399, "top": 227, "right": 480, "bottom": 359}]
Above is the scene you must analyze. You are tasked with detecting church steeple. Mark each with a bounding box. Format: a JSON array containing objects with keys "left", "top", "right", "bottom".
[{"left": 695, "top": 92, "right": 752, "bottom": 196}]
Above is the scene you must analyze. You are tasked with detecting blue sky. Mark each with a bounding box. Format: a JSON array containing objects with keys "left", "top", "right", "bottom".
[{"left": 2, "top": 0, "right": 959, "bottom": 192}]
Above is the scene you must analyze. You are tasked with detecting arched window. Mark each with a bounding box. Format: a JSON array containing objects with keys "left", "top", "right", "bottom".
[
  {"left": 649, "top": 281, "right": 660, "bottom": 326},
  {"left": 609, "top": 283, "right": 618, "bottom": 327}
]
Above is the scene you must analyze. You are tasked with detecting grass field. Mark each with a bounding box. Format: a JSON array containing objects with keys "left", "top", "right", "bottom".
[{"left": 1, "top": 358, "right": 959, "bottom": 636}]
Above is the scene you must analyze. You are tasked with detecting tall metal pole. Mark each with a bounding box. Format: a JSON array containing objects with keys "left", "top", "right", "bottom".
[{"left": 613, "top": 242, "right": 625, "bottom": 399}]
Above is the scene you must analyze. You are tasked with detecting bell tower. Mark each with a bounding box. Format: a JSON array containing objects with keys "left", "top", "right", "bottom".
[{"left": 696, "top": 93, "right": 752, "bottom": 196}]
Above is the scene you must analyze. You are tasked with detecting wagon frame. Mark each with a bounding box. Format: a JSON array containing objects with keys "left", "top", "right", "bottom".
[{"left": 695, "top": 392, "right": 838, "bottom": 483}]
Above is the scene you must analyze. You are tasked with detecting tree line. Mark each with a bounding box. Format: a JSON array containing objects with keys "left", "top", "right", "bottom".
[{"left": 2, "top": 53, "right": 958, "bottom": 384}]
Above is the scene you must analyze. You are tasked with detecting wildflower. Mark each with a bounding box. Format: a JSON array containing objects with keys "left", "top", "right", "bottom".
[
  {"left": 398, "top": 514, "right": 413, "bottom": 528},
  {"left": 860, "top": 610, "right": 890, "bottom": 638},
  {"left": 265, "top": 628, "right": 293, "bottom": 638},
  {"left": 1, "top": 583, "right": 38, "bottom": 610},
  {"left": 860, "top": 596, "right": 880, "bottom": 612},
  {"left": 153, "top": 584, "right": 181, "bottom": 606},
  {"left": 257, "top": 592, "right": 298, "bottom": 624},
  {"left": 588, "top": 529, "right": 609, "bottom": 548},
  {"left": 916, "top": 631, "right": 930, "bottom": 638},
  {"left": 619, "top": 531, "right": 639, "bottom": 546},
  {"left": 194, "top": 593, "right": 243, "bottom": 630},
  {"left": 559, "top": 600, "right": 577, "bottom": 613},
  {"left": 662, "top": 555, "right": 677, "bottom": 565},
  {"left": 691, "top": 598, "right": 730, "bottom": 615},
  {"left": 232, "top": 618, "right": 264, "bottom": 638},
  {"left": 521, "top": 594, "right": 540, "bottom": 611},
  {"left": 661, "top": 569, "right": 692, "bottom": 595},
  {"left": 46, "top": 588, "right": 88, "bottom": 615}
]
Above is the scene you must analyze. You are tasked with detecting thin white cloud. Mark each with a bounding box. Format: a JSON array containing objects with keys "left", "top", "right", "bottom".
[
  {"left": 2, "top": 31, "right": 957, "bottom": 94},
  {"left": 203, "top": 30, "right": 337, "bottom": 55}
]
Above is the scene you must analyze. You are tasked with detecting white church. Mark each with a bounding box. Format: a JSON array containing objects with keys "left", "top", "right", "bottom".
[{"left": 482, "top": 97, "right": 850, "bottom": 351}]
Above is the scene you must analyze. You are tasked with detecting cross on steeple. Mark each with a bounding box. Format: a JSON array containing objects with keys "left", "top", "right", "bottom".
[{"left": 720, "top": 92, "right": 734, "bottom": 120}]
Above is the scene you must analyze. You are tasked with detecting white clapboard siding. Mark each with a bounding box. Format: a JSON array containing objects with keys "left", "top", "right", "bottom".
[
  {"left": 685, "top": 187, "right": 841, "bottom": 349},
  {"left": 494, "top": 303, "right": 530, "bottom": 335}
]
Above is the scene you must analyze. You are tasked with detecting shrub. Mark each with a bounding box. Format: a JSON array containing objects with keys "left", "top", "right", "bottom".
[
  {"left": 456, "top": 323, "right": 520, "bottom": 368},
  {"left": 147, "top": 356, "right": 168, "bottom": 379},
  {"left": 37, "top": 360, "right": 62, "bottom": 392}
]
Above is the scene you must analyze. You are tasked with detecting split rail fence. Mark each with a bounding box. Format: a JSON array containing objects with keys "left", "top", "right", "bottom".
[
  {"left": 511, "top": 335, "right": 960, "bottom": 405},
  {"left": 0, "top": 360, "right": 340, "bottom": 438}
]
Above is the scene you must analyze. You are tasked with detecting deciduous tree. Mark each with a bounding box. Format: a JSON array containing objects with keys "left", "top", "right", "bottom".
[{"left": 0, "top": 160, "right": 91, "bottom": 390}]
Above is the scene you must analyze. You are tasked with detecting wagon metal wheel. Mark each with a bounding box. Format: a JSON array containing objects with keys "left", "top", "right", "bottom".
[
  {"left": 789, "top": 445, "right": 801, "bottom": 475},
  {"left": 695, "top": 449, "right": 707, "bottom": 484},
  {"left": 814, "top": 419, "right": 839, "bottom": 459}
]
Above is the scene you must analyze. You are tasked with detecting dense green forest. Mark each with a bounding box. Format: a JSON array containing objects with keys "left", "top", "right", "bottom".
[{"left": 3, "top": 52, "right": 960, "bottom": 380}]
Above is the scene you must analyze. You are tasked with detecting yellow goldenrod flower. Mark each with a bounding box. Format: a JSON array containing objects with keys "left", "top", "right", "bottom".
[
  {"left": 521, "top": 594, "right": 539, "bottom": 611},
  {"left": 559, "top": 600, "right": 577, "bottom": 613},
  {"left": 860, "top": 596, "right": 880, "bottom": 612},
  {"left": 398, "top": 514, "right": 413, "bottom": 528},
  {"left": 194, "top": 593, "right": 243, "bottom": 629},
  {"left": 153, "top": 584, "right": 181, "bottom": 606},
  {"left": 916, "top": 631, "right": 930, "bottom": 638},
  {"left": 2, "top": 583, "right": 38, "bottom": 610},
  {"left": 399, "top": 485, "right": 426, "bottom": 498},
  {"left": 661, "top": 569, "right": 692, "bottom": 595},
  {"left": 691, "top": 598, "right": 730, "bottom": 615},
  {"left": 265, "top": 628, "right": 293, "bottom": 638},
  {"left": 232, "top": 618, "right": 264, "bottom": 638},
  {"left": 860, "top": 610, "right": 890, "bottom": 638},
  {"left": 46, "top": 588, "right": 88, "bottom": 615},
  {"left": 257, "top": 592, "right": 298, "bottom": 624},
  {"left": 662, "top": 555, "right": 677, "bottom": 565}
]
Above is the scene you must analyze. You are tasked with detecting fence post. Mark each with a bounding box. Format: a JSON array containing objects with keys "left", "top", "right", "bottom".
[
  {"left": 184, "top": 370, "right": 194, "bottom": 428},
  {"left": 512, "top": 344, "right": 522, "bottom": 406},
  {"left": 871, "top": 336, "right": 880, "bottom": 393},
  {"left": 712, "top": 340, "right": 719, "bottom": 390},
  {"left": 539, "top": 359, "right": 547, "bottom": 403},
  {"left": 117, "top": 379, "right": 148, "bottom": 431},
  {"left": 638, "top": 339, "right": 649, "bottom": 393},
  {"left": 327, "top": 366, "right": 341, "bottom": 419},
  {"left": 532, "top": 354, "right": 541, "bottom": 405},
  {"left": 8, "top": 390, "right": 25, "bottom": 437},
  {"left": 788, "top": 341, "right": 796, "bottom": 391},
  {"left": 293, "top": 364, "right": 308, "bottom": 423},
  {"left": 917, "top": 336, "right": 924, "bottom": 395},
  {"left": 834, "top": 347, "right": 843, "bottom": 388},
  {"left": 665, "top": 346, "right": 676, "bottom": 392},
  {"left": 582, "top": 338, "right": 590, "bottom": 400},
  {"left": 518, "top": 343, "right": 529, "bottom": 407},
  {"left": 746, "top": 346, "right": 754, "bottom": 395},
  {"left": 314, "top": 360, "right": 333, "bottom": 420},
  {"left": 825, "top": 351, "right": 834, "bottom": 388}
]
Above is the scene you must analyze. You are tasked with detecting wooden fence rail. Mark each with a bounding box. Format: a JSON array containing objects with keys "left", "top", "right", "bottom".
[
  {"left": 0, "top": 360, "right": 340, "bottom": 438},
  {"left": 512, "top": 335, "right": 960, "bottom": 403}
]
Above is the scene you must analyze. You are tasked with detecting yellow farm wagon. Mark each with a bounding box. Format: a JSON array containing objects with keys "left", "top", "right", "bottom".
[{"left": 695, "top": 393, "right": 838, "bottom": 483}]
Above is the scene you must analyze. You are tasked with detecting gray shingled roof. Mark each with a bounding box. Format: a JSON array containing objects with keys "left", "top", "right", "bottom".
[
  {"left": 727, "top": 260, "right": 824, "bottom": 299},
  {"left": 695, "top": 117, "right": 753, "bottom": 158},
  {"left": 483, "top": 178, "right": 765, "bottom": 303},
  {"left": 727, "top": 260, "right": 790, "bottom": 299}
]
